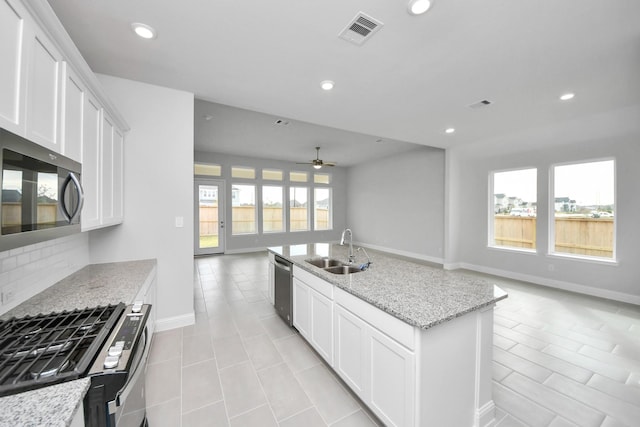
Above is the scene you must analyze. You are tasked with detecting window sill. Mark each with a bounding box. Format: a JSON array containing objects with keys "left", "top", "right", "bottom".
[
  {"left": 547, "top": 252, "right": 618, "bottom": 266},
  {"left": 488, "top": 245, "right": 537, "bottom": 255}
]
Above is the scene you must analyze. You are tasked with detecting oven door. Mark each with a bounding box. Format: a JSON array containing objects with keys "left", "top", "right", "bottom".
[{"left": 111, "top": 326, "right": 151, "bottom": 427}]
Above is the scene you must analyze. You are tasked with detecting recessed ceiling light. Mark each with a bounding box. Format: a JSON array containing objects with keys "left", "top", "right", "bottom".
[
  {"left": 132, "top": 23, "right": 156, "bottom": 39},
  {"left": 445, "top": 128, "right": 455, "bottom": 134},
  {"left": 560, "top": 93, "right": 575, "bottom": 101},
  {"left": 408, "top": 0, "right": 432, "bottom": 15},
  {"left": 320, "top": 80, "right": 335, "bottom": 91}
]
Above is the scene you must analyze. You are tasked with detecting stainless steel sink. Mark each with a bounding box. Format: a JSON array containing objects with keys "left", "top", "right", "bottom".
[
  {"left": 324, "top": 265, "right": 363, "bottom": 275},
  {"left": 305, "top": 258, "right": 364, "bottom": 275},
  {"left": 306, "top": 258, "right": 343, "bottom": 268}
]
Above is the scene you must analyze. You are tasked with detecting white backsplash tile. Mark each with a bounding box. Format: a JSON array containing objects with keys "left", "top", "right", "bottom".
[{"left": 0, "top": 233, "right": 89, "bottom": 315}]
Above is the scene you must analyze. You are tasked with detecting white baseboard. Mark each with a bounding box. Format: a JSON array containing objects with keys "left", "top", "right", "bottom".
[
  {"left": 475, "top": 400, "right": 496, "bottom": 427},
  {"left": 456, "top": 262, "right": 640, "bottom": 305},
  {"left": 154, "top": 312, "right": 195, "bottom": 332},
  {"left": 354, "top": 242, "right": 444, "bottom": 265}
]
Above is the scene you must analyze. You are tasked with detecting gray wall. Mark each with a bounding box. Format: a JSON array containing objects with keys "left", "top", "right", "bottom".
[
  {"left": 446, "top": 105, "right": 640, "bottom": 302},
  {"left": 89, "top": 75, "right": 195, "bottom": 326},
  {"left": 194, "top": 151, "right": 347, "bottom": 251},
  {"left": 346, "top": 146, "right": 446, "bottom": 262}
]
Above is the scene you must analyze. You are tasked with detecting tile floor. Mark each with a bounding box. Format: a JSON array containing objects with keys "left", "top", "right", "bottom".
[{"left": 145, "top": 252, "right": 640, "bottom": 427}]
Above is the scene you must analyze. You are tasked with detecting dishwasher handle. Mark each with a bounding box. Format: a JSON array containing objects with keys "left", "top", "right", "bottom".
[{"left": 274, "top": 257, "right": 291, "bottom": 272}]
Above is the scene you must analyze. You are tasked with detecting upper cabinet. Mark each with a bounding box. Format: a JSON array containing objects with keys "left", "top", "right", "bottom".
[
  {"left": 25, "top": 26, "right": 63, "bottom": 151},
  {"left": 1, "top": 0, "right": 129, "bottom": 232},
  {"left": 0, "top": 0, "right": 28, "bottom": 135}
]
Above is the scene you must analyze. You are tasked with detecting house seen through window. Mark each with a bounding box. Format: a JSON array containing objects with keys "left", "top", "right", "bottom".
[{"left": 491, "top": 168, "right": 537, "bottom": 250}]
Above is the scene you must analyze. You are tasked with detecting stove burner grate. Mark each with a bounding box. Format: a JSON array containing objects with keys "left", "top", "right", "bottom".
[{"left": 0, "top": 303, "right": 125, "bottom": 397}]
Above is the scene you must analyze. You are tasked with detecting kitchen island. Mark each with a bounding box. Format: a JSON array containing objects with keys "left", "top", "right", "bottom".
[
  {"left": 0, "top": 260, "right": 157, "bottom": 427},
  {"left": 268, "top": 243, "right": 507, "bottom": 427}
]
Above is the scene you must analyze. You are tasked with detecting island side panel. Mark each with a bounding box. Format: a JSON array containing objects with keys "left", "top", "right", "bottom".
[{"left": 417, "top": 307, "right": 496, "bottom": 427}]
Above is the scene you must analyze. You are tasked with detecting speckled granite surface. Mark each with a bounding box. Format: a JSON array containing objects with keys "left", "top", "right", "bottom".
[
  {"left": 0, "top": 379, "right": 90, "bottom": 427},
  {"left": 269, "top": 243, "right": 507, "bottom": 329},
  {"left": 1, "top": 259, "right": 157, "bottom": 320},
  {"left": 0, "top": 259, "right": 156, "bottom": 426}
]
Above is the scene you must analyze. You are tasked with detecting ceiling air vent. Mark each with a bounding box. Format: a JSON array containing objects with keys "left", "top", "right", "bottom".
[
  {"left": 468, "top": 100, "right": 493, "bottom": 109},
  {"left": 338, "top": 12, "right": 384, "bottom": 46}
]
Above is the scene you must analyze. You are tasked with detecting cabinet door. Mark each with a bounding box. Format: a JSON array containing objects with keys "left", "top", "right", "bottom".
[
  {"left": 310, "top": 289, "right": 333, "bottom": 365},
  {"left": 369, "top": 328, "right": 415, "bottom": 427},
  {"left": 100, "top": 113, "right": 115, "bottom": 224},
  {"left": 0, "top": 0, "right": 28, "bottom": 135},
  {"left": 26, "top": 27, "right": 63, "bottom": 151},
  {"left": 112, "top": 126, "right": 124, "bottom": 223},
  {"left": 61, "top": 64, "right": 84, "bottom": 162},
  {"left": 334, "top": 305, "right": 369, "bottom": 400},
  {"left": 81, "top": 95, "right": 101, "bottom": 230},
  {"left": 292, "top": 277, "right": 310, "bottom": 338}
]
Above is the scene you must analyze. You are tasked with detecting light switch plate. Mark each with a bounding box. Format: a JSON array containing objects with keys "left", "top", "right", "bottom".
[{"left": 175, "top": 216, "right": 184, "bottom": 228}]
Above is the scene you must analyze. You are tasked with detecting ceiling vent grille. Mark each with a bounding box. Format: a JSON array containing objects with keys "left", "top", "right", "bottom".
[
  {"left": 339, "top": 12, "right": 384, "bottom": 46},
  {"left": 468, "top": 100, "right": 493, "bottom": 109}
]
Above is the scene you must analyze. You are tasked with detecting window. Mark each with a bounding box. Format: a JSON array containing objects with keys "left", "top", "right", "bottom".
[
  {"left": 314, "top": 188, "right": 332, "bottom": 230},
  {"left": 490, "top": 168, "right": 537, "bottom": 250},
  {"left": 231, "top": 184, "right": 256, "bottom": 234},
  {"left": 551, "top": 159, "right": 615, "bottom": 259},
  {"left": 314, "top": 173, "right": 331, "bottom": 184},
  {"left": 263, "top": 186, "right": 284, "bottom": 233},
  {"left": 232, "top": 166, "right": 255, "bottom": 179},
  {"left": 194, "top": 163, "right": 221, "bottom": 176},
  {"left": 262, "top": 169, "right": 283, "bottom": 181},
  {"left": 290, "top": 187, "right": 309, "bottom": 231},
  {"left": 290, "top": 171, "right": 308, "bottom": 182}
]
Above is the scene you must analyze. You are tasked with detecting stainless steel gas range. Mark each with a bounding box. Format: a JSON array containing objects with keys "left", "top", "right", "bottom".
[{"left": 0, "top": 302, "right": 152, "bottom": 427}]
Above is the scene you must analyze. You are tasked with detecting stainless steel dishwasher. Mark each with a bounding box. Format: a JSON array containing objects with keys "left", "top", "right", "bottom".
[{"left": 274, "top": 255, "right": 293, "bottom": 326}]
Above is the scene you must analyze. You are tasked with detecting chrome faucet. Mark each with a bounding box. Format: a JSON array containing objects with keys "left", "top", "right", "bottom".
[{"left": 340, "top": 228, "right": 355, "bottom": 264}]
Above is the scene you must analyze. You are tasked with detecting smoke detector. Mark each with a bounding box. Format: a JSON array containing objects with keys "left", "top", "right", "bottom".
[{"left": 338, "top": 12, "right": 384, "bottom": 46}]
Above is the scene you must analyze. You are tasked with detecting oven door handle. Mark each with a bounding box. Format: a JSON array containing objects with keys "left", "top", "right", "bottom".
[{"left": 113, "top": 326, "right": 151, "bottom": 411}]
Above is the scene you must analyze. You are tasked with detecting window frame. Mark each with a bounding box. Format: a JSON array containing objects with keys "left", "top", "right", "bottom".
[
  {"left": 548, "top": 158, "right": 617, "bottom": 263},
  {"left": 231, "top": 183, "right": 257, "bottom": 235},
  {"left": 289, "top": 186, "right": 310, "bottom": 232},
  {"left": 313, "top": 187, "right": 333, "bottom": 231},
  {"left": 262, "top": 185, "right": 285, "bottom": 234}
]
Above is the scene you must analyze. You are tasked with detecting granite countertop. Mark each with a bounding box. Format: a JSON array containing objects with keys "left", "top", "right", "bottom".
[
  {"left": 0, "top": 259, "right": 157, "bottom": 427},
  {"left": 269, "top": 243, "right": 507, "bottom": 329}
]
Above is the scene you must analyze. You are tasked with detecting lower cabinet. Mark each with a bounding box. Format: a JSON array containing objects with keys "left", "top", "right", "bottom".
[{"left": 334, "top": 304, "right": 369, "bottom": 399}]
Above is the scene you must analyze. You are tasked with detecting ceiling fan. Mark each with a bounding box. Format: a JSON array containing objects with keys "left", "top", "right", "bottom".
[{"left": 296, "top": 147, "right": 336, "bottom": 169}]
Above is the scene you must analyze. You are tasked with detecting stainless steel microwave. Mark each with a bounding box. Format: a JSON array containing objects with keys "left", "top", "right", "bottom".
[{"left": 1, "top": 128, "right": 84, "bottom": 252}]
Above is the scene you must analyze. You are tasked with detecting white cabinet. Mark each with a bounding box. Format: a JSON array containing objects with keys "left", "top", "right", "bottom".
[
  {"left": 0, "top": 0, "right": 28, "bottom": 135},
  {"left": 61, "top": 63, "right": 84, "bottom": 162},
  {"left": 81, "top": 95, "right": 101, "bottom": 230},
  {"left": 25, "top": 25, "right": 63, "bottom": 151},
  {"left": 99, "top": 112, "right": 124, "bottom": 227},
  {"left": 134, "top": 265, "right": 157, "bottom": 337},
  {"left": 334, "top": 304, "right": 369, "bottom": 399},
  {"left": 292, "top": 267, "right": 334, "bottom": 366}
]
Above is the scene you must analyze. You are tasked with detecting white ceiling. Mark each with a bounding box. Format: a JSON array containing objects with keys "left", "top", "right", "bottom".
[{"left": 48, "top": 0, "right": 640, "bottom": 165}]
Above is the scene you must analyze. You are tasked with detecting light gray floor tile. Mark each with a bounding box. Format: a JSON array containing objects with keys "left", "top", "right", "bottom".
[
  {"left": 494, "top": 309, "right": 546, "bottom": 329},
  {"left": 492, "top": 381, "right": 555, "bottom": 427},
  {"left": 579, "top": 344, "right": 640, "bottom": 373},
  {"left": 494, "top": 324, "right": 547, "bottom": 350},
  {"left": 600, "top": 415, "right": 635, "bottom": 427},
  {"left": 509, "top": 343, "right": 593, "bottom": 383},
  {"left": 296, "top": 364, "right": 360, "bottom": 424},
  {"left": 244, "top": 333, "right": 283, "bottom": 370},
  {"left": 502, "top": 372, "right": 605, "bottom": 426},
  {"left": 495, "top": 414, "right": 528, "bottom": 427},
  {"left": 493, "top": 333, "right": 517, "bottom": 350},
  {"left": 543, "top": 344, "right": 629, "bottom": 382},
  {"left": 330, "top": 410, "right": 378, "bottom": 427},
  {"left": 146, "top": 357, "right": 182, "bottom": 407},
  {"left": 493, "top": 346, "right": 553, "bottom": 383},
  {"left": 613, "top": 343, "right": 640, "bottom": 362},
  {"left": 146, "top": 398, "right": 181, "bottom": 427},
  {"left": 213, "top": 334, "right": 249, "bottom": 369},
  {"left": 274, "top": 334, "right": 321, "bottom": 373},
  {"left": 182, "top": 401, "right": 228, "bottom": 427},
  {"left": 234, "top": 314, "right": 267, "bottom": 339},
  {"left": 148, "top": 328, "right": 182, "bottom": 364},
  {"left": 229, "top": 404, "right": 278, "bottom": 427},
  {"left": 249, "top": 300, "right": 278, "bottom": 318},
  {"left": 262, "top": 314, "right": 297, "bottom": 339},
  {"left": 209, "top": 313, "right": 238, "bottom": 340},
  {"left": 279, "top": 407, "right": 328, "bottom": 427},
  {"left": 182, "top": 333, "right": 214, "bottom": 366},
  {"left": 587, "top": 373, "right": 640, "bottom": 407},
  {"left": 219, "top": 361, "right": 268, "bottom": 417},
  {"left": 544, "top": 373, "right": 640, "bottom": 426},
  {"left": 544, "top": 324, "right": 616, "bottom": 352},
  {"left": 513, "top": 323, "right": 583, "bottom": 351},
  {"left": 182, "top": 359, "right": 223, "bottom": 413},
  {"left": 493, "top": 361, "right": 513, "bottom": 382},
  {"left": 493, "top": 314, "right": 519, "bottom": 329},
  {"left": 257, "top": 362, "right": 313, "bottom": 421},
  {"left": 548, "top": 416, "right": 580, "bottom": 427}
]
